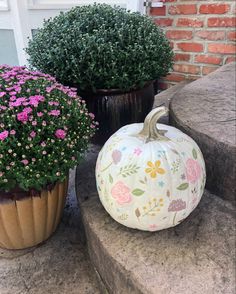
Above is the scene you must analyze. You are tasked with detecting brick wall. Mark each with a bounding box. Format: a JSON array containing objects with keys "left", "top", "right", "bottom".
[{"left": 149, "top": 0, "right": 236, "bottom": 89}]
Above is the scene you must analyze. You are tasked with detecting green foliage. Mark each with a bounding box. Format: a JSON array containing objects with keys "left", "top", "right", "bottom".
[{"left": 26, "top": 4, "right": 174, "bottom": 92}]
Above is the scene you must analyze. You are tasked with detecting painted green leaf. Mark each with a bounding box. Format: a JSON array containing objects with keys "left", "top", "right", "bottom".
[
  {"left": 109, "top": 174, "right": 113, "bottom": 184},
  {"left": 192, "top": 148, "right": 197, "bottom": 159},
  {"left": 177, "top": 183, "right": 189, "bottom": 190},
  {"left": 132, "top": 189, "right": 144, "bottom": 196}
]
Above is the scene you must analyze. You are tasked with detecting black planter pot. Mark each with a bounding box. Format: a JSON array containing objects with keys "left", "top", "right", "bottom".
[{"left": 80, "top": 82, "right": 155, "bottom": 143}]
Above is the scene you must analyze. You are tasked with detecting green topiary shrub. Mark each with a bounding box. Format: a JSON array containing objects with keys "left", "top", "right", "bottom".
[{"left": 26, "top": 4, "right": 173, "bottom": 93}]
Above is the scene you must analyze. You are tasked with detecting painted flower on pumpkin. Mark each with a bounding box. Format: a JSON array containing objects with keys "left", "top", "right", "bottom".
[
  {"left": 168, "top": 199, "right": 186, "bottom": 225},
  {"left": 168, "top": 199, "right": 186, "bottom": 212},
  {"left": 186, "top": 158, "right": 201, "bottom": 183},
  {"left": 111, "top": 181, "right": 132, "bottom": 205},
  {"left": 145, "top": 160, "right": 165, "bottom": 178},
  {"left": 112, "top": 149, "right": 122, "bottom": 164}
]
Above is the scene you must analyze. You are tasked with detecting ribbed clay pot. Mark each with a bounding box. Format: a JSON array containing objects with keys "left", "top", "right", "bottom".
[
  {"left": 0, "top": 179, "right": 68, "bottom": 250},
  {"left": 81, "top": 82, "right": 154, "bottom": 143}
]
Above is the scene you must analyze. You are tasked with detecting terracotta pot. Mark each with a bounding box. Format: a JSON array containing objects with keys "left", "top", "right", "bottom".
[
  {"left": 0, "top": 179, "right": 68, "bottom": 250},
  {"left": 81, "top": 82, "right": 154, "bottom": 143}
]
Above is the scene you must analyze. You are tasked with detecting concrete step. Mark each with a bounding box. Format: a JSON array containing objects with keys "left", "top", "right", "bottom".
[
  {"left": 169, "top": 63, "right": 236, "bottom": 204},
  {"left": 0, "top": 170, "right": 105, "bottom": 294},
  {"left": 76, "top": 145, "right": 236, "bottom": 294}
]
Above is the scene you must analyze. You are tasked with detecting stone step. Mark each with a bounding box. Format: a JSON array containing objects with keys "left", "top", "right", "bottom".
[
  {"left": 0, "top": 170, "right": 105, "bottom": 294},
  {"left": 76, "top": 145, "right": 236, "bottom": 294},
  {"left": 169, "top": 63, "right": 236, "bottom": 204}
]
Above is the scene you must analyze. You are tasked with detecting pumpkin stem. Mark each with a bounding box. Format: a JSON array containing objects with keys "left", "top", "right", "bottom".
[{"left": 138, "top": 106, "right": 170, "bottom": 143}]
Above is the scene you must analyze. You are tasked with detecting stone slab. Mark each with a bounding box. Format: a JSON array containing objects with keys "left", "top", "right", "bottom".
[
  {"left": 76, "top": 145, "right": 236, "bottom": 294},
  {"left": 169, "top": 63, "right": 236, "bottom": 203},
  {"left": 0, "top": 170, "right": 104, "bottom": 294}
]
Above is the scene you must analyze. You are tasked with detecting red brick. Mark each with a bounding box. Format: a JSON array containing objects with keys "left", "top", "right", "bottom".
[
  {"left": 202, "top": 66, "right": 218, "bottom": 75},
  {"left": 208, "top": 17, "right": 236, "bottom": 27},
  {"left": 168, "top": 4, "right": 197, "bottom": 15},
  {"left": 225, "top": 56, "right": 236, "bottom": 63},
  {"left": 177, "top": 18, "right": 204, "bottom": 27},
  {"left": 208, "top": 43, "right": 236, "bottom": 54},
  {"left": 158, "top": 82, "right": 168, "bottom": 90},
  {"left": 199, "top": 4, "right": 230, "bottom": 14},
  {"left": 227, "top": 31, "right": 236, "bottom": 41},
  {"left": 166, "top": 30, "right": 193, "bottom": 40},
  {"left": 194, "top": 55, "right": 222, "bottom": 65},
  {"left": 154, "top": 18, "right": 173, "bottom": 27},
  {"left": 165, "top": 73, "right": 186, "bottom": 82},
  {"left": 195, "top": 30, "right": 225, "bottom": 41},
  {"left": 173, "top": 64, "right": 201, "bottom": 74},
  {"left": 177, "top": 42, "right": 203, "bottom": 52},
  {"left": 150, "top": 6, "right": 166, "bottom": 16},
  {"left": 174, "top": 53, "right": 191, "bottom": 62}
]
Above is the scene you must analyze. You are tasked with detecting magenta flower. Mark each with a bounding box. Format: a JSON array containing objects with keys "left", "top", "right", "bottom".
[
  {"left": 55, "top": 129, "right": 66, "bottom": 139},
  {"left": 21, "top": 159, "right": 29, "bottom": 165},
  {"left": 0, "top": 92, "right": 6, "bottom": 97},
  {"left": 30, "top": 131, "right": 36, "bottom": 138},
  {"left": 17, "top": 111, "right": 28, "bottom": 122},
  {"left": 10, "top": 130, "right": 16, "bottom": 135},
  {"left": 49, "top": 110, "right": 60, "bottom": 116},
  {"left": 0, "top": 130, "right": 9, "bottom": 141}
]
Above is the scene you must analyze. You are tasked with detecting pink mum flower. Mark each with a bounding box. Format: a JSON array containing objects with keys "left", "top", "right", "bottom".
[
  {"left": 55, "top": 129, "right": 66, "bottom": 139},
  {"left": 21, "top": 159, "right": 29, "bottom": 165},
  {"left": 49, "top": 110, "right": 60, "bottom": 116},
  {"left": 30, "top": 131, "right": 36, "bottom": 138},
  {"left": 0, "top": 130, "right": 9, "bottom": 141},
  {"left": 17, "top": 111, "right": 28, "bottom": 122},
  {"left": 10, "top": 130, "right": 16, "bottom": 135}
]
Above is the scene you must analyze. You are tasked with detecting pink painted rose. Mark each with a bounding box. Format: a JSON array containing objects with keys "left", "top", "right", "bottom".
[
  {"left": 186, "top": 158, "right": 201, "bottom": 183},
  {"left": 112, "top": 149, "right": 122, "bottom": 164},
  {"left": 111, "top": 181, "right": 132, "bottom": 205}
]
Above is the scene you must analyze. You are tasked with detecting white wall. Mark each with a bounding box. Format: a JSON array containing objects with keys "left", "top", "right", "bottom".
[{"left": 0, "top": 0, "right": 144, "bottom": 66}]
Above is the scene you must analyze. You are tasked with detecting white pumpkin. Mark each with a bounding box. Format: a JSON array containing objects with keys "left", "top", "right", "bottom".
[{"left": 96, "top": 107, "right": 206, "bottom": 231}]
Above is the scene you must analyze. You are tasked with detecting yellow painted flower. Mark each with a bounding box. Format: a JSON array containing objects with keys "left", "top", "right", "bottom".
[{"left": 145, "top": 161, "right": 165, "bottom": 178}]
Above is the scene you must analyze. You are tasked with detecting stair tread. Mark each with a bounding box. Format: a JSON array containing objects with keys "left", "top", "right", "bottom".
[
  {"left": 169, "top": 63, "right": 236, "bottom": 203},
  {"left": 76, "top": 145, "right": 236, "bottom": 294}
]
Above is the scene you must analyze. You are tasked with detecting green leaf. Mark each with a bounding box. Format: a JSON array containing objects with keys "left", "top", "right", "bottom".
[
  {"left": 192, "top": 148, "right": 197, "bottom": 159},
  {"left": 132, "top": 189, "right": 145, "bottom": 196},
  {"left": 109, "top": 174, "right": 113, "bottom": 184},
  {"left": 177, "top": 183, "right": 189, "bottom": 190}
]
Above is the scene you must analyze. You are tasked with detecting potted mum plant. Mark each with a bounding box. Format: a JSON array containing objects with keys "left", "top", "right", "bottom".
[
  {"left": 0, "top": 65, "right": 96, "bottom": 249},
  {"left": 26, "top": 4, "right": 173, "bottom": 140}
]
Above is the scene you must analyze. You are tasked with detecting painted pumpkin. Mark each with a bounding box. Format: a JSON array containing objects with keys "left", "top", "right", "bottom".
[{"left": 96, "top": 107, "right": 206, "bottom": 231}]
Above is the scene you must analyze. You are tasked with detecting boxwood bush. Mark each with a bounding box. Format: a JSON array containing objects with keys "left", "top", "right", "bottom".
[{"left": 26, "top": 4, "right": 173, "bottom": 93}]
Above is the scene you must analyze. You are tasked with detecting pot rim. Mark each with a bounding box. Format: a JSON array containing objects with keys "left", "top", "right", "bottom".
[
  {"left": 80, "top": 80, "right": 155, "bottom": 96},
  {"left": 0, "top": 180, "right": 64, "bottom": 202}
]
